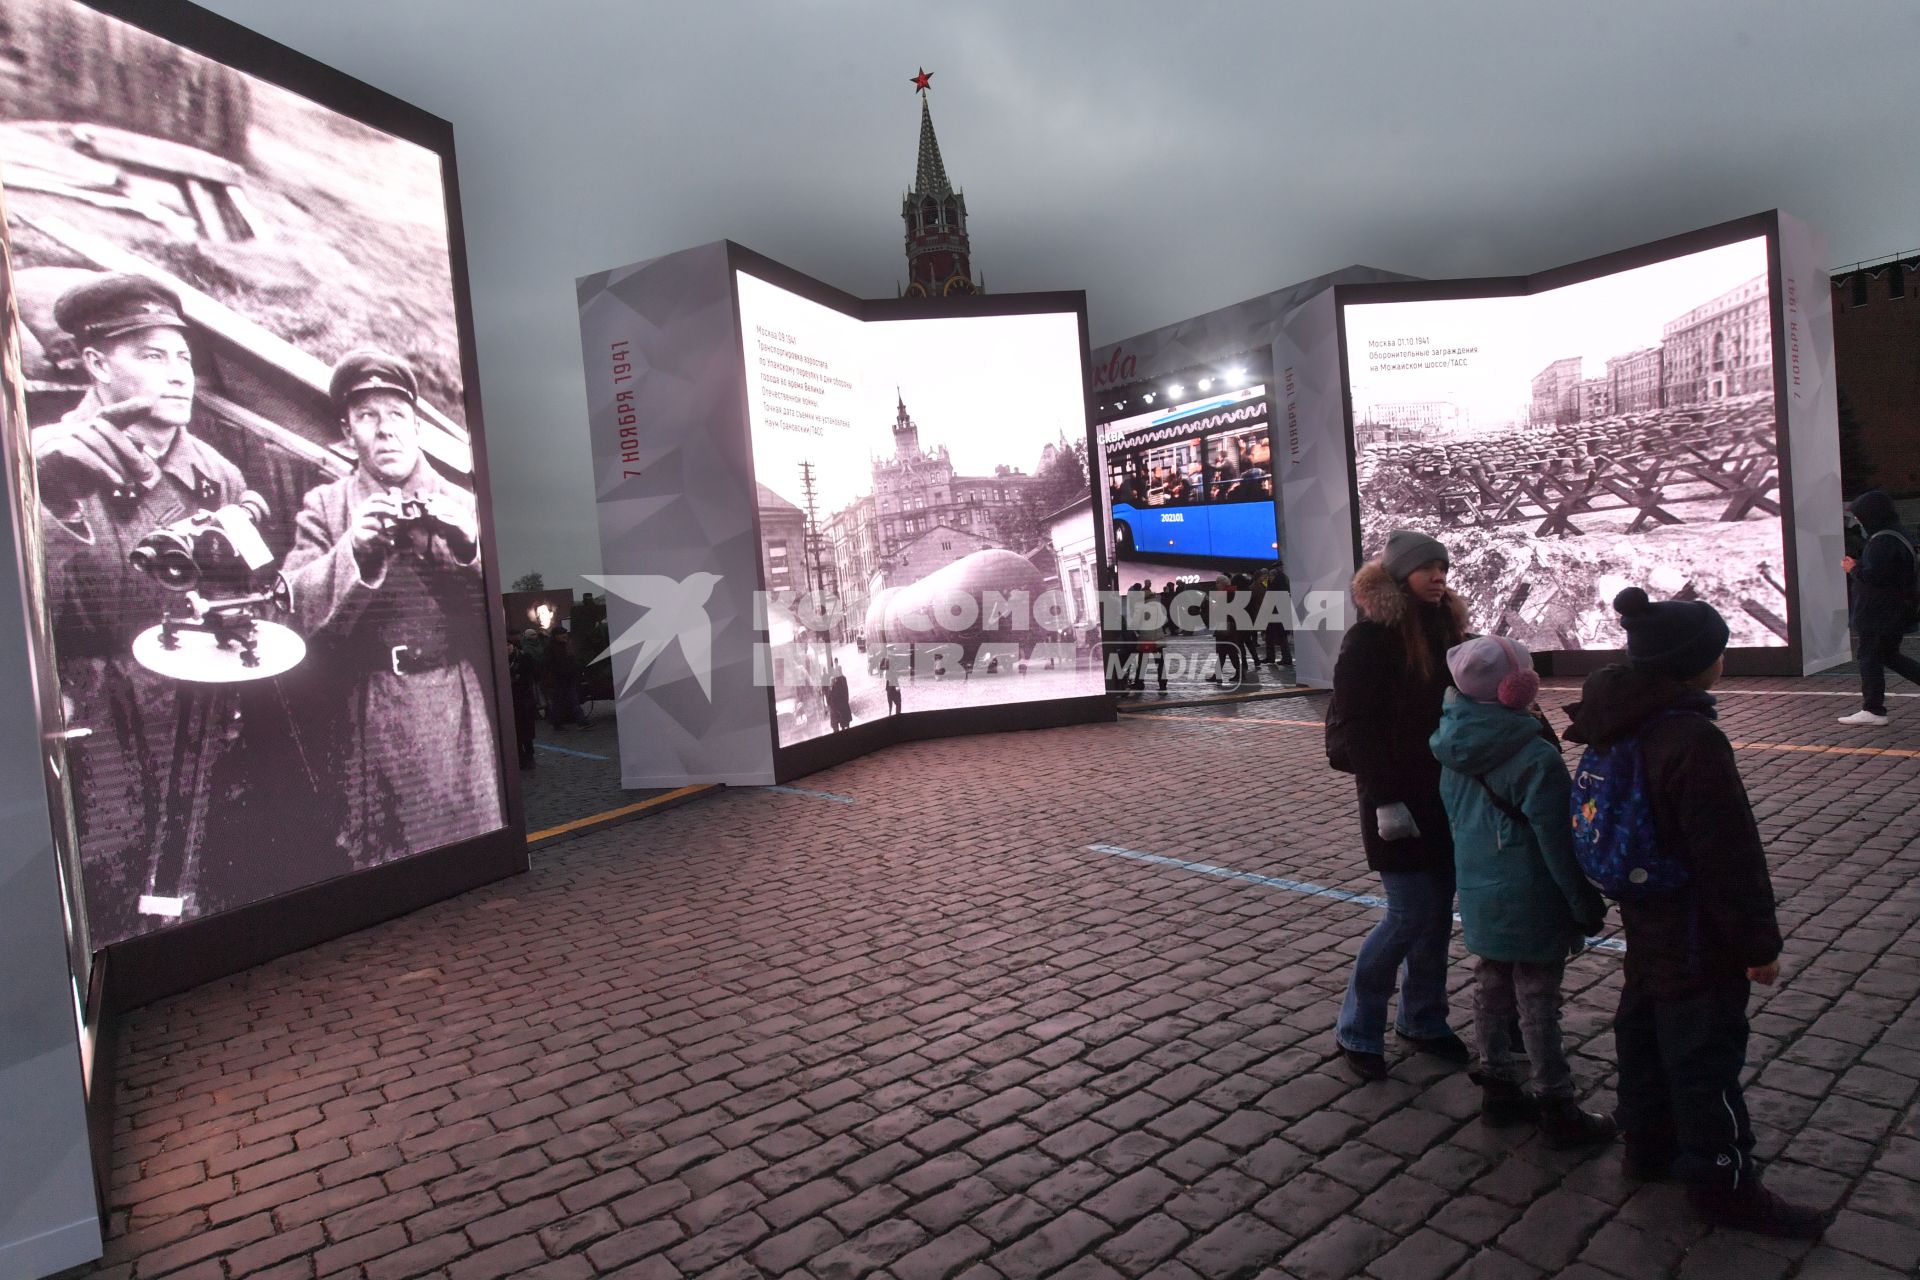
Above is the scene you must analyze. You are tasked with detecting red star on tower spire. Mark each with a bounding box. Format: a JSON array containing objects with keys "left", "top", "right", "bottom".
[{"left": 910, "top": 67, "right": 933, "bottom": 95}]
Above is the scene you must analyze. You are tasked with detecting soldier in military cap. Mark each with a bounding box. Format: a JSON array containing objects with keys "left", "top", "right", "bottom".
[
  {"left": 282, "top": 348, "right": 502, "bottom": 866},
  {"left": 33, "top": 271, "right": 251, "bottom": 943}
]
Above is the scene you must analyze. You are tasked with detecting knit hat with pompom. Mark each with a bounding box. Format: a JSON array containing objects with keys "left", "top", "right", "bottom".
[
  {"left": 1613, "top": 586, "right": 1729, "bottom": 679},
  {"left": 1446, "top": 636, "right": 1539, "bottom": 709}
]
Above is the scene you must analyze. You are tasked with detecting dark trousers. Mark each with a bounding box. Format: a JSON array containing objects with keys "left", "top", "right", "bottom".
[
  {"left": 1264, "top": 624, "right": 1293, "bottom": 665},
  {"left": 886, "top": 686, "right": 902, "bottom": 715},
  {"left": 1213, "top": 638, "right": 1242, "bottom": 681},
  {"left": 548, "top": 680, "right": 580, "bottom": 728},
  {"left": 512, "top": 691, "right": 537, "bottom": 761},
  {"left": 1614, "top": 973, "right": 1754, "bottom": 1187},
  {"left": 1859, "top": 626, "right": 1920, "bottom": 715}
]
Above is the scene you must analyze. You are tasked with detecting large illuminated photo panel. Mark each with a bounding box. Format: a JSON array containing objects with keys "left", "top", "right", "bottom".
[
  {"left": 737, "top": 270, "right": 1102, "bottom": 750},
  {"left": 0, "top": 0, "right": 518, "bottom": 961},
  {"left": 1094, "top": 363, "right": 1280, "bottom": 568},
  {"left": 1341, "top": 229, "right": 1793, "bottom": 659}
]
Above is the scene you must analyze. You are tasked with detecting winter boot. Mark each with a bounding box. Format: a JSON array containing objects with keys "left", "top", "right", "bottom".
[
  {"left": 1688, "top": 1180, "right": 1832, "bottom": 1240},
  {"left": 1470, "top": 1073, "right": 1538, "bottom": 1128},
  {"left": 1536, "top": 1098, "right": 1618, "bottom": 1149},
  {"left": 1341, "top": 1046, "right": 1388, "bottom": 1082}
]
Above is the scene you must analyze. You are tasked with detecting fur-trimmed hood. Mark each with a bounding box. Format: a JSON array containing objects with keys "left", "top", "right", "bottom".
[{"left": 1351, "top": 559, "right": 1469, "bottom": 632}]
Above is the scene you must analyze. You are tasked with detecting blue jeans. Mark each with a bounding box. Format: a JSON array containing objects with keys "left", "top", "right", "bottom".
[{"left": 1337, "top": 867, "right": 1457, "bottom": 1054}]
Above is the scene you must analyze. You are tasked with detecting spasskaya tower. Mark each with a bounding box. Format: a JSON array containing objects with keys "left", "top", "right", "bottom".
[{"left": 900, "top": 68, "right": 981, "bottom": 298}]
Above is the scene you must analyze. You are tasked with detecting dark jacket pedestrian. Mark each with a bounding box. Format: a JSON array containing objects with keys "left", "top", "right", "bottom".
[
  {"left": 545, "top": 630, "right": 582, "bottom": 729},
  {"left": 1264, "top": 566, "right": 1294, "bottom": 665},
  {"left": 1238, "top": 574, "right": 1263, "bottom": 666},
  {"left": 1326, "top": 552, "right": 1467, "bottom": 874},
  {"left": 1327, "top": 530, "right": 1470, "bottom": 1080},
  {"left": 1563, "top": 587, "right": 1827, "bottom": 1239},
  {"left": 509, "top": 637, "right": 540, "bottom": 766},
  {"left": 1841, "top": 490, "right": 1920, "bottom": 724},
  {"left": 1209, "top": 575, "right": 1242, "bottom": 683}
]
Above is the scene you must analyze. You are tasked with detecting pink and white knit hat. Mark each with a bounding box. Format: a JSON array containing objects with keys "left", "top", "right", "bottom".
[{"left": 1446, "top": 636, "right": 1539, "bottom": 710}]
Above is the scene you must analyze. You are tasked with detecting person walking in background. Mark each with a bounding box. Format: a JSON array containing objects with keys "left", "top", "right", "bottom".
[
  {"left": 1208, "top": 574, "right": 1242, "bottom": 686},
  {"left": 509, "top": 631, "right": 540, "bottom": 768},
  {"left": 1235, "top": 573, "right": 1262, "bottom": 673},
  {"left": 1430, "top": 636, "right": 1614, "bottom": 1146},
  {"left": 1838, "top": 489, "right": 1920, "bottom": 726},
  {"left": 1565, "top": 588, "right": 1829, "bottom": 1239},
  {"left": 828, "top": 661, "right": 852, "bottom": 731},
  {"left": 1325, "top": 529, "right": 1470, "bottom": 1081},
  {"left": 545, "top": 626, "right": 583, "bottom": 730},
  {"left": 882, "top": 650, "right": 903, "bottom": 715},
  {"left": 1263, "top": 562, "right": 1295, "bottom": 668}
]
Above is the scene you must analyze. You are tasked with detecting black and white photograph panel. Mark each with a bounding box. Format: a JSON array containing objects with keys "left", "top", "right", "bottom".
[
  {"left": 0, "top": 0, "right": 505, "bottom": 946},
  {"left": 737, "top": 272, "right": 1102, "bottom": 749},
  {"left": 1344, "top": 235, "right": 1786, "bottom": 652}
]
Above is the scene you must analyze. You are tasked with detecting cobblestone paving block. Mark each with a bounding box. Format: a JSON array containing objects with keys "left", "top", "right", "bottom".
[{"left": 80, "top": 682, "right": 1920, "bottom": 1280}]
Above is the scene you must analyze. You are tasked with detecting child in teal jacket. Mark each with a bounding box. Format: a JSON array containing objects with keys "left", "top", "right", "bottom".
[{"left": 1429, "top": 636, "right": 1612, "bottom": 1146}]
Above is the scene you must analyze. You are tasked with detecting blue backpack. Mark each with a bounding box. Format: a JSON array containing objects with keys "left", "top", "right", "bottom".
[{"left": 1569, "top": 714, "right": 1691, "bottom": 900}]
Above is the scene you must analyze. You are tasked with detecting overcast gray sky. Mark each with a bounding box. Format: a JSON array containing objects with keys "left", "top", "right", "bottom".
[{"left": 193, "top": 0, "right": 1920, "bottom": 589}]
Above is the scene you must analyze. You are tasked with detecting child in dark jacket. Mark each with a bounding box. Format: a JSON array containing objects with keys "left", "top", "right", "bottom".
[
  {"left": 1564, "top": 589, "right": 1829, "bottom": 1240},
  {"left": 1430, "top": 636, "right": 1613, "bottom": 1147}
]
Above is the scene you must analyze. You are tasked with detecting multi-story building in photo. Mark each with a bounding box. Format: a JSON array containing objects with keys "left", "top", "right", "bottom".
[
  {"left": 755, "top": 484, "right": 809, "bottom": 595},
  {"left": 1607, "top": 346, "right": 1664, "bottom": 414},
  {"left": 1662, "top": 274, "right": 1772, "bottom": 406},
  {"left": 822, "top": 392, "right": 1049, "bottom": 601},
  {"left": 1366, "top": 401, "right": 1465, "bottom": 434},
  {"left": 1531, "top": 356, "right": 1584, "bottom": 425},
  {"left": 1577, "top": 377, "right": 1614, "bottom": 422}
]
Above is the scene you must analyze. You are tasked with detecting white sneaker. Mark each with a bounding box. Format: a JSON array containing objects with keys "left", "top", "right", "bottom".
[{"left": 1837, "top": 709, "right": 1891, "bottom": 726}]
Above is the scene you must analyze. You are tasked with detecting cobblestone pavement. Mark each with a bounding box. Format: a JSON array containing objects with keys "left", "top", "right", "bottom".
[
  {"left": 90, "top": 668, "right": 1920, "bottom": 1280},
  {"left": 519, "top": 713, "right": 670, "bottom": 837}
]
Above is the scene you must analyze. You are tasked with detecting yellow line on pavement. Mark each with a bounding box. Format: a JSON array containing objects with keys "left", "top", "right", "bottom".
[
  {"left": 1729, "top": 741, "right": 1920, "bottom": 760},
  {"left": 528, "top": 784, "right": 717, "bottom": 843}
]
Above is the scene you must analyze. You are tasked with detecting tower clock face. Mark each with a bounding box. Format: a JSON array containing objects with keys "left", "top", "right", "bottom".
[
  {"left": 943, "top": 275, "right": 977, "bottom": 296},
  {"left": 905, "top": 281, "right": 929, "bottom": 298}
]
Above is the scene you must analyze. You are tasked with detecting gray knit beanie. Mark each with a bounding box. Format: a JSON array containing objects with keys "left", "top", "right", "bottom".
[{"left": 1382, "top": 529, "right": 1450, "bottom": 583}]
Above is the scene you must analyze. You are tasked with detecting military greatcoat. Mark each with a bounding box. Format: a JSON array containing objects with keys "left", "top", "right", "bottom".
[
  {"left": 282, "top": 459, "right": 502, "bottom": 866},
  {"left": 38, "top": 392, "right": 247, "bottom": 945}
]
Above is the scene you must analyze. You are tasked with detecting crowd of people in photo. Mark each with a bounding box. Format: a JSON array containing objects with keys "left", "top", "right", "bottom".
[
  {"left": 1107, "top": 430, "right": 1276, "bottom": 509},
  {"left": 1318, "top": 515, "right": 1920, "bottom": 1243}
]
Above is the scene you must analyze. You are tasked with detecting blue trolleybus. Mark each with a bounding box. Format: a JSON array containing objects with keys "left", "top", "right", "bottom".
[{"left": 1100, "top": 386, "right": 1279, "bottom": 562}]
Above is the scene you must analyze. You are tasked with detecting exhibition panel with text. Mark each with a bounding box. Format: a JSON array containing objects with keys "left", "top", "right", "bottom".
[
  {"left": 1334, "top": 211, "right": 1844, "bottom": 675},
  {"left": 737, "top": 269, "right": 1104, "bottom": 750},
  {"left": 580, "top": 243, "right": 1109, "bottom": 787}
]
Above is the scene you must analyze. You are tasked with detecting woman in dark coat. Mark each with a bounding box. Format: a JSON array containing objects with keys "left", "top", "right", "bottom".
[
  {"left": 1324, "top": 529, "right": 1470, "bottom": 1080},
  {"left": 1839, "top": 489, "right": 1920, "bottom": 726}
]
